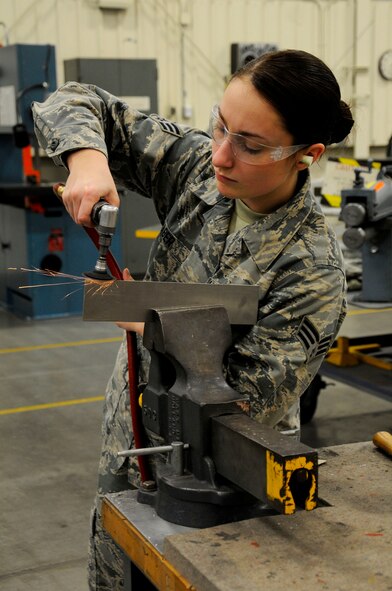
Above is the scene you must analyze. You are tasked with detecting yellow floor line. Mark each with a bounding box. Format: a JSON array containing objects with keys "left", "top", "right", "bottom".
[
  {"left": 0, "top": 395, "right": 105, "bottom": 416},
  {"left": 0, "top": 337, "right": 122, "bottom": 355},
  {"left": 347, "top": 307, "right": 392, "bottom": 316}
]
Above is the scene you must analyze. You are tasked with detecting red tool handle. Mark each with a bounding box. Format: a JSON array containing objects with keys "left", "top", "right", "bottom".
[{"left": 53, "top": 183, "right": 152, "bottom": 483}]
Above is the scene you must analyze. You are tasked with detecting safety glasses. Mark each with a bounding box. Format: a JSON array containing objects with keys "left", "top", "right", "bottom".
[{"left": 209, "top": 105, "right": 307, "bottom": 166}]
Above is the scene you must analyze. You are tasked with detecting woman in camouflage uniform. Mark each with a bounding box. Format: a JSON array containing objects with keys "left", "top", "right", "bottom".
[{"left": 33, "top": 49, "right": 354, "bottom": 591}]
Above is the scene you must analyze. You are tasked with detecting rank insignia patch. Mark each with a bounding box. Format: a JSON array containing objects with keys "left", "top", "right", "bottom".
[
  {"left": 297, "top": 317, "right": 332, "bottom": 361},
  {"left": 150, "top": 115, "right": 183, "bottom": 137}
]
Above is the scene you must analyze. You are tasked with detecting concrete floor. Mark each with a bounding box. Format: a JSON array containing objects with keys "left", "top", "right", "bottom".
[{"left": 0, "top": 305, "right": 391, "bottom": 591}]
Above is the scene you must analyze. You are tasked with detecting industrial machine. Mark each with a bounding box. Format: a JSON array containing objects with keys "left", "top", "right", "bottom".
[
  {"left": 340, "top": 164, "right": 392, "bottom": 302},
  {"left": 84, "top": 280, "right": 319, "bottom": 528},
  {"left": 0, "top": 43, "right": 56, "bottom": 183},
  {"left": 0, "top": 45, "right": 123, "bottom": 318},
  {"left": 230, "top": 43, "right": 278, "bottom": 73}
]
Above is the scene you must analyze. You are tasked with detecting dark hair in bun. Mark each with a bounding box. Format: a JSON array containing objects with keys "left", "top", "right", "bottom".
[{"left": 233, "top": 49, "right": 354, "bottom": 146}]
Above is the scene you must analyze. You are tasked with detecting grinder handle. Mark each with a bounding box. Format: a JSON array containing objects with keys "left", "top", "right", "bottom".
[{"left": 373, "top": 431, "right": 392, "bottom": 457}]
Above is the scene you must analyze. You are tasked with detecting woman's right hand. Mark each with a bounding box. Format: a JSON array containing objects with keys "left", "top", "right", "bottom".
[{"left": 62, "top": 149, "right": 120, "bottom": 227}]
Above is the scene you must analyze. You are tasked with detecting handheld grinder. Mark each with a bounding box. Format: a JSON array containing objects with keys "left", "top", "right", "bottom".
[
  {"left": 53, "top": 183, "right": 119, "bottom": 281},
  {"left": 86, "top": 199, "right": 119, "bottom": 281}
]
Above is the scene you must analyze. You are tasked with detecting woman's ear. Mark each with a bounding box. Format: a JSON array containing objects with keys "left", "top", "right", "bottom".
[{"left": 297, "top": 143, "right": 325, "bottom": 169}]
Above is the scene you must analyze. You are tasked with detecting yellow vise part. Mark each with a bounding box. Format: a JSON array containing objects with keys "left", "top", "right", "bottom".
[{"left": 266, "top": 451, "right": 318, "bottom": 514}]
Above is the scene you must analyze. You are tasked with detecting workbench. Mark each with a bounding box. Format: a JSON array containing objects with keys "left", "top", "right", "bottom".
[{"left": 102, "top": 441, "right": 391, "bottom": 591}]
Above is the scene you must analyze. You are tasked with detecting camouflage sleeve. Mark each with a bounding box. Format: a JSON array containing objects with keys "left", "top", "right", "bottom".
[
  {"left": 225, "top": 263, "right": 346, "bottom": 427},
  {"left": 32, "top": 82, "right": 211, "bottom": 222}
]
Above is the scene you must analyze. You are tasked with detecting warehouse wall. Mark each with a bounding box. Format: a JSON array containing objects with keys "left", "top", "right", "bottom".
[{"left": 1, "top": 0, "right": 392, "bottom": 159}]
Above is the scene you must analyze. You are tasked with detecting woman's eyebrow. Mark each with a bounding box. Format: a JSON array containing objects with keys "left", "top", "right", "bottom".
[{"left": 217, "top": 106, "right": 268, "bottom": 142}]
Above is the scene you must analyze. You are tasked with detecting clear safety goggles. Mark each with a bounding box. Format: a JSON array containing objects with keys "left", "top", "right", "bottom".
[{"left": 209, "top": 105, "right": 307, "bottom": 166}]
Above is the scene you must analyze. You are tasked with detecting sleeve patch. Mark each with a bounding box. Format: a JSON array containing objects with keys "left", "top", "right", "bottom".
[
  {"left": 150, "top": 115, "right": 183, "bottom": 137},
  {"left": 297, "top": 317, "right": 332, "bottom": 361}
]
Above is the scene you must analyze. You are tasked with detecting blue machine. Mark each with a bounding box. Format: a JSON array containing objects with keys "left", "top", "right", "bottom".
[
  {"left": 0, "top": 44, "right": 123, "bottom": 319},
  {"left": 3, "top": 205, "right": 123, "bottom": 319},
  {"left": 0, "top": 44, "right": 57, "bottom": 183}
]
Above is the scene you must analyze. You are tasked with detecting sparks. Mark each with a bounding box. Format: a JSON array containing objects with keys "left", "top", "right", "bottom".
[
  {"left": 85, "top": 279, "right": 117, "bottom": 295},
  {"left": 9, "top": 266, "right": 115, "bottom": 292}
]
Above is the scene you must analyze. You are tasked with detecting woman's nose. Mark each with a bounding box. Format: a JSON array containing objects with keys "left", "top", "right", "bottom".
[{"left": 212, "top": 138, "right": 235, "bottom": 168}]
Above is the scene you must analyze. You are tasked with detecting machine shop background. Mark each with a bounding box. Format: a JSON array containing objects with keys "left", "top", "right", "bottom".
[
  {"left": 0, "top": 2, "right": 392, "bottom": 591},
  {"left": 2, "top": 0, "right": 392, "bottom": 161}
]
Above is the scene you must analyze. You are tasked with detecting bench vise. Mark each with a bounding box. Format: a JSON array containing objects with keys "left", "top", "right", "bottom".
[{"left": 83, "top": 282, "right": 318, "bottom": 527}]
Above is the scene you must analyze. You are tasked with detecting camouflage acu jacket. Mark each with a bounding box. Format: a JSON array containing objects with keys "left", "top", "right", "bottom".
[{"left": 33, "top": 82, "right": 347, "bottom": 431}]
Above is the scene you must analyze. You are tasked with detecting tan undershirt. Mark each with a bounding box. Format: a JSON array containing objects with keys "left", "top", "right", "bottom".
[{"left": 228, "top": 199, "right": 267, "bottom": 234}]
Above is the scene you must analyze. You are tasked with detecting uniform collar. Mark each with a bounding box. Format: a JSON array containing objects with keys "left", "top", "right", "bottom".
[
  {"left": 242, "top": 175, "right": 314, "bottom": 272},
  {"left": 191, "top": 172, "right": 314, "bottom": 273}
]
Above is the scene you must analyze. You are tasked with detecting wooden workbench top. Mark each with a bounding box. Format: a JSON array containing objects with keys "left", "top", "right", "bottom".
[
  {"left": 104, "top": 441, "right": 391, "bottom": 591},
  {"left": 164, "top": 442, "right": 391, "bottom": 590}
]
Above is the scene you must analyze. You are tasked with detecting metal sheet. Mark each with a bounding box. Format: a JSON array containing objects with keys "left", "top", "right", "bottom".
[{"left": 83, "top": 280, "right": 259, "bottom": 325}]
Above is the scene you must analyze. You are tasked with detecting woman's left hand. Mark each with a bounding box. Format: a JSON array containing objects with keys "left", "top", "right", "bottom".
[{"left": 116, "top": 268, "right": 145, "bottom": 336}]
